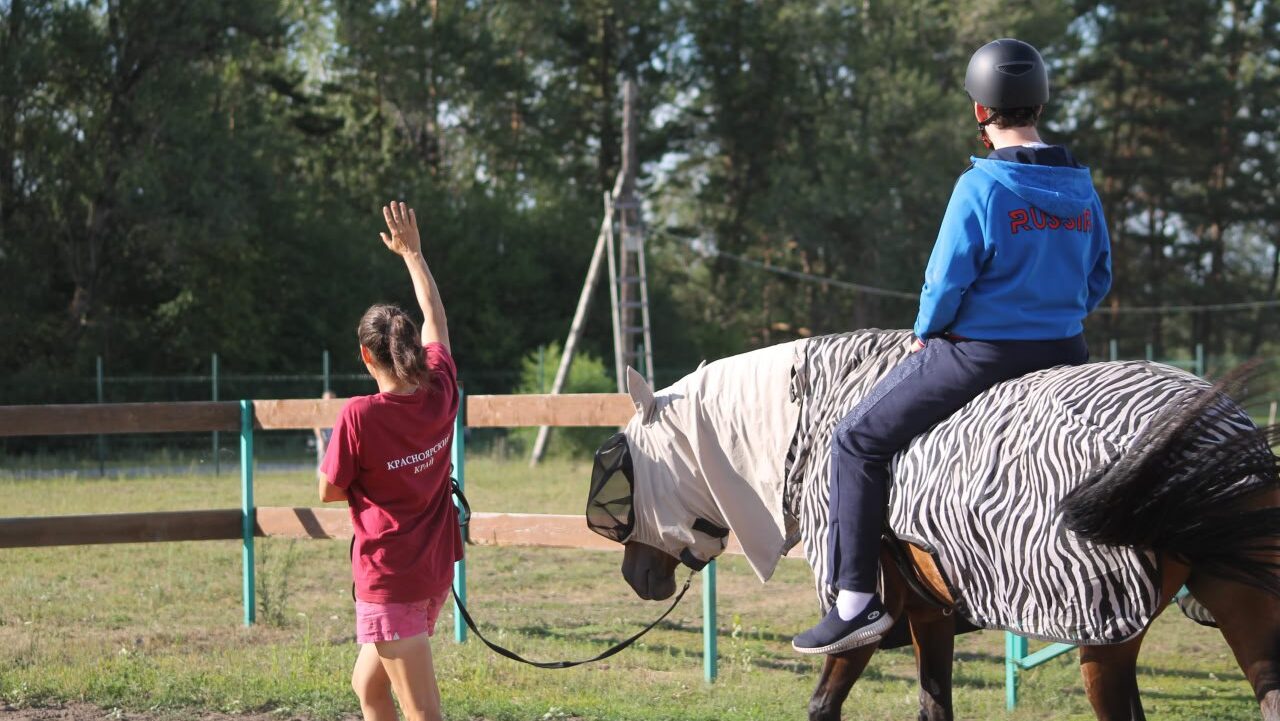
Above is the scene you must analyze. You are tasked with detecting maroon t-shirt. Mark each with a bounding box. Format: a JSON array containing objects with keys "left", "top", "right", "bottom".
[{"left": 321, "top": 343, "right": 463, "bottom": 603}]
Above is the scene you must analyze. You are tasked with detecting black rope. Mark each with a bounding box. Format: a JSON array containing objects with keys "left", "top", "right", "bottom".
[
  {"left": 447, "top": 478, "right": 694, "bottom": 669},
  {"left": 449, "top": 571, "right": 694, "bottom": 669}
]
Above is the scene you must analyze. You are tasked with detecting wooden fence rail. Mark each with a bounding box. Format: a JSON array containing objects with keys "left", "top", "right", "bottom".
[
  {"left": 0, "top": 401, "right": 240, "bottom": 436},
  {"left": 0, "top": 510, "right": 243, "bottom": 547},
  {"left": 1, "top": 507, "right": 800, "bottom": 560},
  {"left": 0, "top": 394, "right": 634, "bottom": 437},
  {"left": 466, "top": 394, "right": 634, "bottom": 427}
]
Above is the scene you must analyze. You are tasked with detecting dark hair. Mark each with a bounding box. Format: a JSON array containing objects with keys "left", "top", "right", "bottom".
[
  {"left": 982, "top": 105, "right": 1043, "bottom": 129},
  {"left": 357, "top": 304, "right": 430, "bottom": 387}
]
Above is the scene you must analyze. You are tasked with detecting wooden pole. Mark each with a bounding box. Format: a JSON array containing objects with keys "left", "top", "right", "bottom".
[
  {"left": 531, "top": 79, "right": 639, "bottom": 463},
  {"left": 605, "top": 196, "right": 624, "bottom": 391},
  {"left": 529, "top": 200, "right": 615, "bottom": 465},
  {"left": 614, "top": 79, "right": 639, "bottom": 390}
]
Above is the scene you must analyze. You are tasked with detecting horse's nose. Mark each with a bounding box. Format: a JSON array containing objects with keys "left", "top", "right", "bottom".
[
  {"left": 646, "top": 567, "right": 676, "bottom": 600},
  {"left": 622, "top": 544, "right": 676, "bottom": 600},
  {"left": 622, "top": 549, "right": 657, "bottom": 599}
]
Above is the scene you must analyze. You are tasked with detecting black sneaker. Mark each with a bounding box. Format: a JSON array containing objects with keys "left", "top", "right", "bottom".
[{"left": 791, "top": 596, "right": 894, "bottom": 655}]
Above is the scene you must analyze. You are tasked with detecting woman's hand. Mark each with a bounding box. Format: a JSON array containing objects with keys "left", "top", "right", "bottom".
[
  {"left": 909, "top": 337, "right": 926, "bottom": 353},
  {"left": 381, "top": 200, "right": 452, "bottom": 351},
  {"left": 380, "top": 201, "right": 421, "bottom": 257}
]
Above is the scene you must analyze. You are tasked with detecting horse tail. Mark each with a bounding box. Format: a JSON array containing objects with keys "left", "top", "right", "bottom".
[{"left": 1060, "top": 376, "right": 1280, "bottom": 596}]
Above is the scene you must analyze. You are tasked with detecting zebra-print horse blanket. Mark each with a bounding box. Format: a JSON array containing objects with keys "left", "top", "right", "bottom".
[{"left": 783, "top": 331, "right": 1230, "bottom": 644}]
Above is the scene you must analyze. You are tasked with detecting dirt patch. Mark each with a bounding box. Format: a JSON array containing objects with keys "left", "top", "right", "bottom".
[{"left": 0, "top": 702, "right": 359, "bottom": 721}]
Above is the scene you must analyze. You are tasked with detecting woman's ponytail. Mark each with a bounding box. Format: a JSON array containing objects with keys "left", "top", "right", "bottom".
[
  {"left": 388, "top": 313, "right": 429, "bottom": 386},
  {"left": 357, "top": 304, "right": 432, "bottom": 388}
]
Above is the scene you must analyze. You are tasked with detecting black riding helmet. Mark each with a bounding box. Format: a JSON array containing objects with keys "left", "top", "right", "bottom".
[{"left": 964, "top": 38, "right": 1049, "bottom": 110}]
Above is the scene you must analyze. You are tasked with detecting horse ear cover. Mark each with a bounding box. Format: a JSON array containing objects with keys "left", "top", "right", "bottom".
[{"left": 626, "top": 367, "right": 657, "bottom": 424}]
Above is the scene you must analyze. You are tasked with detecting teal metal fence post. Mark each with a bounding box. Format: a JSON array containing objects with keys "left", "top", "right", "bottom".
[
  {"left": 1005, "top": 632, "right": 1075, "bottom": 709},
  {"left": 1109, "top": 338, "right": 1118, "bottom": 362},
  {"left": 240, "top": 400, "right": 256, "bottom": 626},
  {"left": 703, "top": 559, "right": 718, "bottom": 683},
  {"left": 212, "top": 353, "right": 220, "bottom": 475},
  {"left": 322, "top": 350, "right": 331, "bottom": 394},
  {"left": 96, "top": 356, "right": 106, "bottom": 477},
  {"left": 1005, "top": 632, "right": 1027, "bottom": 709},
  {"left": 1145, "top": 342, "right": 1154, "bottom": 362},
  {"left": 1195, "top": 343, "right": 1205, "bottom": 376},
  {"left": 452, "top": 390, "right": 467, "bottom": 643}
]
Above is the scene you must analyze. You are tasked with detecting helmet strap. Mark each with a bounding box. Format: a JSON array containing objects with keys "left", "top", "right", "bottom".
[{"left": 977, "top": 112, "right": 1000, "bottom": 150}]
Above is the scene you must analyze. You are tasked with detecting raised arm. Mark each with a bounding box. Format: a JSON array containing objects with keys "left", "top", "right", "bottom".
[{"left": 381, "top": 201, "right": 450, "bottom": 352}]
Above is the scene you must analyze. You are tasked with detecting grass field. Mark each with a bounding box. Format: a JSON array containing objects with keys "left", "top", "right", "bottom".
[{"left": 0, "top": 455, "right": 1263, "bottom": 720}]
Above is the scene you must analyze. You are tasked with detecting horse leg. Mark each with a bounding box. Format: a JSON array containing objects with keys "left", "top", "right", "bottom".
[
  {"left": 1079, "top": 632, "right": 1148, "bottom": 721},
  {"left": 1187, "top": 574, "right": 1280, "bottom": 720},
  {"left": 909, "top": 611, "right": 955, "bottom": 721},
  {"left": 808, "top": 646, "right": 878, "bottom": 721},
  {"left": 1077, "top": 556, "right": 1190, "bottom": 721},
  {"left": 808, "top": 553, "right": 914, "bottom": 721}
]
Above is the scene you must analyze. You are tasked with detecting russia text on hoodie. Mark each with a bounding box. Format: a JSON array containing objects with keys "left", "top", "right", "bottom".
[{"left": 913, "top": 146, "right": 1111, "bottom": 341}]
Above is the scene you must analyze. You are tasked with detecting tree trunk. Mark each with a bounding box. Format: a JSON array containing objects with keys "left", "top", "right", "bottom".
[
  {"left": 596, "top": 7, "right": 616, "bottom": 194},
  {"left": 0, "top": 0, "right": 25, "bottom": 252}
]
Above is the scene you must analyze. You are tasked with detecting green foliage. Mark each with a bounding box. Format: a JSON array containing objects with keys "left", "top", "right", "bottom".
[
  {"left": 3, "top": 0, "right": 1280, "bottom": 406},
  {"left": 257, "top": 538, "right": 302, "bottom": 628},
  {"left": 509, "top": 341, "right": 616, "bottom": 459}
]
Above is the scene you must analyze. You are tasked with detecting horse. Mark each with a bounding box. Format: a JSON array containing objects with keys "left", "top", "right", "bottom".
[{"left": 584, "top": 330, "right": 1280, "bottom": 721}]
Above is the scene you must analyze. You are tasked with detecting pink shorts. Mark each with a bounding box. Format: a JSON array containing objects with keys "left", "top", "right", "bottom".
[{"left": 355, "top": 588, "right": 451, "bottom": 644}]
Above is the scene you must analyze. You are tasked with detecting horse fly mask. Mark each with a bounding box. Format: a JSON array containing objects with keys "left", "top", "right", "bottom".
[{"left": 586, "top": 432, "right": 730, "bottom": 571}]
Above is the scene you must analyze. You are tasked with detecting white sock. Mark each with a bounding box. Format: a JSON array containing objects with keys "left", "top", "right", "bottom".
[{"left": 836, "top": 590, "right": 874, "bottom": 621}]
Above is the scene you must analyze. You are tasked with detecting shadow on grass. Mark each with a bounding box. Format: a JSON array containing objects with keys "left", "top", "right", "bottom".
[
  {"left": 491, "top": 622, "right": 825, "bottom": 677},
  {"left": 1142, "top": 689, "right": 1256, "bottom": 703},
  {"left": 481, "top": 623, "right": 1005, "bottom": 688},
  {"left": 1135, "top": 664, "right": 1248, "bottom": 682}
]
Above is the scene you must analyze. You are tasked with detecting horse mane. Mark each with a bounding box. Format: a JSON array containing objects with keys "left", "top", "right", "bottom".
[{"left": 1060, "top": 365, "right": 1280, "bottom": 596}]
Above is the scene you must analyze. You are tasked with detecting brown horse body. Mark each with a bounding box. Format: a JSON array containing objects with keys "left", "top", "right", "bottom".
[
  {"left": 602, "top": 340, "right": 1280, "bottom": 719},
  {"left": 622, "top": 503, "right": 1280, "bottom": 721}
]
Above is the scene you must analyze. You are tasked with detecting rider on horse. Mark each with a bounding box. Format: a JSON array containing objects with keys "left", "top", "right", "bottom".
[{"left": 792, "top": 38, "right": 1114, "bottom": 655}]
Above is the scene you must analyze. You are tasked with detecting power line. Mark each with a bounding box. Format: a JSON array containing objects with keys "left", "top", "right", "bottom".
[
  {"left": 656, "top": 229, "right": 918, "bottom": 300},
  {"left": 1106, "top": 299, "right": 1280, "bottom": 314},
  {"left": 658, "top": 228, "right": 1280, "bottom": 314}
]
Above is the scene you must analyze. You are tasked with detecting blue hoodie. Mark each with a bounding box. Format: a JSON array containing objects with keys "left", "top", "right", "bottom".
[{"left": 913, "top": 147, "right": 1111, "bottom": 341}]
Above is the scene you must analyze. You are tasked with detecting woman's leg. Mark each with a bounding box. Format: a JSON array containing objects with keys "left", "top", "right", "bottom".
[
  {"left": 352, "top": 642, "right": 398, "bottom": 721},
  {"left": 376, "top": 633, "right": 444, "bottom": 721}
]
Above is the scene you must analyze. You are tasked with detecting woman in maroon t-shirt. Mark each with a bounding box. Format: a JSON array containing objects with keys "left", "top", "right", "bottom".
[{"left": 319, "top": 201, "right": 460, "bottom": 721}]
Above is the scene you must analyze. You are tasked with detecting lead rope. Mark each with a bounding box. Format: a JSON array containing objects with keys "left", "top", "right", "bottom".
[
  {"left": 448, "top": 480, "right": 696, "bottom": 668},
  {"left": 352, "top": 478, "right": 697, "bottom": 668},
  {"left": 450, "top": 572, "right": 694, "bottom": 669}
]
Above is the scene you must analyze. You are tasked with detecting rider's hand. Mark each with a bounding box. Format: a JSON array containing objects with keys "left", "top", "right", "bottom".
[
  {"left": 380, "top": 201, "right": 421, "bottom": 257},
  {"left": 909, "top": 337, "right": 926, "bottom": 353}
]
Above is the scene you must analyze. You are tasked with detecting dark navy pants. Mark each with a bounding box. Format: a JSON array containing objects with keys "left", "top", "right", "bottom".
[{"left": 827, "top": 334, "right": 1088, "bottom": 592}]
